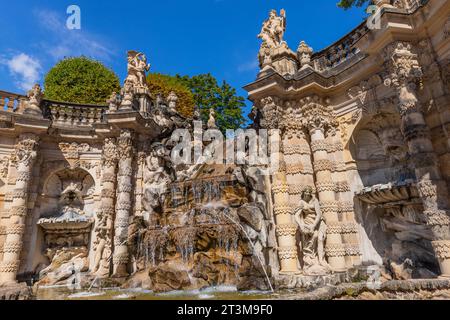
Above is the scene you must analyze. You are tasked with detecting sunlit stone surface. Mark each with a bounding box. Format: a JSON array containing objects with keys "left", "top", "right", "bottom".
[{"left": 1, "top": 0, "right": 450, "bottom": 299}]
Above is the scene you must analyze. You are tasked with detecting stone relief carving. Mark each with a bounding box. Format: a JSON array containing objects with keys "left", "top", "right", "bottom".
[
  {"left": 293, "top": 186, "right": 329, "bottom": 275},
  {"left": 143, "top": 143, "right": 171, "bottom": 225},
  {"left": 0, "top": 156, "right": 9, "bottom": 179},
  {"left": 10, "top": 133, "right": 39, "bottom": 167},
  {"left": 383, "top": 41, "right": 423, "bottom": 116}
]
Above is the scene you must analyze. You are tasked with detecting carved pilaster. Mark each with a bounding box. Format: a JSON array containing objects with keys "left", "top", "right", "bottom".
[
  {"left": 92, "top": 138, "right": 118, "bottom": 277},
  {"left": 112, "top": 129, "right": 135, "bottom": 277},
  {"left": 304, "top": 108, "right": 347, "bottom": 272},
  {"left": 0, "top": 133, "right": 39, "bottom": 284},
  {"left": 384, "top": 40, "right": 450, "bottom": 277}
]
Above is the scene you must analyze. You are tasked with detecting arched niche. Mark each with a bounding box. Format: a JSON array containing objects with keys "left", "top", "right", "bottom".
[
  {"left": 349, "top": 112, "right": 414, "bottom": 187},
  {"left": 40, "top": 167, "right": 95, "bottom": 219}
]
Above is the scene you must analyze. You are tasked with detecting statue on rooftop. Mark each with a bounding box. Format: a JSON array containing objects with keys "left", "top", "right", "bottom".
[
  {"left": 207, "top": 108, "right": 217, "bottom": 129},
  {"left": 258, "top": 9, "right": 286, "bottom": 49},
  {"left": 125, "top": 50, "right": 150, "bottom": 88}
]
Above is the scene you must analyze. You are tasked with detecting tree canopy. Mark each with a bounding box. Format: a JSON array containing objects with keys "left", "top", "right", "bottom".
[
  {"left": 146, "top": 73, "right": 195, "bottom": 118},
  {"left": 337, "top": 0, "right": 372, "bottom": 9},
  {"left": 176, "top": 73, "right": 246, "bottom": 132},
  {"left": 148, "top": 73, "right": 246, "bottom": 132},
  {"left": 44, "top": 56, "right": 120, "bottom": 104}
]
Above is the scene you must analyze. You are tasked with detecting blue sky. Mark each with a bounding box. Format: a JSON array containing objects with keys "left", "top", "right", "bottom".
[{"left": 0, "top": 0, "right": 366, "bottom": 114}]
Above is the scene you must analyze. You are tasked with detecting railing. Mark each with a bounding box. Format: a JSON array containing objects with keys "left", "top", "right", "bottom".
[
  {"left": 311, "top": 21, "right": 369, "bottom": 73},
  {"left": 401, "top": 0, "right": 427, "bottom": 12},
  {"left": 310, "top": 0, "right": 428, "bottom": 73},
  {"left": 0, "top": 90, "right": 26, "bottom": 112},
  {"left": 42, "top": 100, "right": 108, "bottom": 126}
]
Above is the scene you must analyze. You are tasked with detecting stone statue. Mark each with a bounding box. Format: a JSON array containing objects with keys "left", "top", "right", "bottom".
[
  {"left": 143, "top": 143, "right": 171, "bottom": 225},
  {"left": 167, "top": 91, "right": 178, "bottom": 114},
  {"left": 293, "top": 186, "right": 329, "bottom": 274},
  {"left": 258, "top": 9, "right": 286, "bottom": 49},
  {"left": 297, "top": 41, "right": 313, "bottom": 69},
  {"left": 207, "top": 108, "right": 217, "bottom": 129},
  {"left": 193, "top": 106, "right": 201, "bottom": 120},
  {"left": 25, "top": 83, "right": 43, "bottom": 115},
  {"left": 258, "top": 42, "right": 273, "bottom": 69},
  {"left": 107, "top": 92, "right": 119, "bottom": 113},
  {"left": 124, "top": 50, "right": 150, "bottom": 88},
  {"left": 92, "top": 210, "right": 113, "bottom": 275}
]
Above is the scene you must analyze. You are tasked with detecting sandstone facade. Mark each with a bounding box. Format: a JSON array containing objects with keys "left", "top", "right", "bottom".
[{"left": 0, "top": 0, "right": 449, "bottom": 291}]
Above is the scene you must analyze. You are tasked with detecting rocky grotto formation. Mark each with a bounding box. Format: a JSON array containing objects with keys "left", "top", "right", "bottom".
[{"left": 1, "top": 0, "right": 450, "bottom": 296}]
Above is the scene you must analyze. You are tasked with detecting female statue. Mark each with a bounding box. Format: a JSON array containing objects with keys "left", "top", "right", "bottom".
[{"left": 293, "top": 186, "right": 329, "bottom": 274}]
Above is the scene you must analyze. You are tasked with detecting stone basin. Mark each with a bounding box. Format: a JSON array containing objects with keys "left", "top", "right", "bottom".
[
  {"left": 37, "top": 217, "right": 93, "bottom": 232},
  {"left": 356, "top": 180, "right": 420, "bottom": 205}
]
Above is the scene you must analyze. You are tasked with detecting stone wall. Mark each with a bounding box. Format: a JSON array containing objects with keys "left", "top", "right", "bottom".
[{"left": 245, "top": 0, "right": 450, "bottom": 280}]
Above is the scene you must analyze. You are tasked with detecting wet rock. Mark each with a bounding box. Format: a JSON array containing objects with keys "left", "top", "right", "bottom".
[
  {"left": 243, "top": 167, "right": 266, "bottom": 194},
  {"left": 0, "top": 283, "right": 32, "bottom": 300},
  {"left": 37, "top": 249, "right": 89, "bottom": 286},
  {"left": 238, "top": 204, "right": 263, "bottom": 232},
  {"left": 148, "top": 264, "right": 191, "bottom": 292},
  {"left": 237, "top": 276, "right": 270, "bottom": 291},
  {"left": 191, "top": 253, "right": 220, "bottom": 285}
]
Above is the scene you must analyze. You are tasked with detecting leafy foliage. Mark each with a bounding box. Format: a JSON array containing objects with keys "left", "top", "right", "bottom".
[
  {"left": 337, "top": 0, "right": 371, "bottom": 9},
  {"left": 146, "top": 73, "right": 195, "bottom": 118},
  {"left": 176, "top": 73, "right": 246, "bottom": 132},
  {"left": 44, "top": 56, "right": 120, "bottom": 104}
]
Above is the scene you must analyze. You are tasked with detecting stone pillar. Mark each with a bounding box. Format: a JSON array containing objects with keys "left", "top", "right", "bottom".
[
  {"left": 273, "top": 168, "right": 300, "bottom": 274},
  {"left": 0, "top": 133, "right": 39, "bottom": 284},
  {"left": 134, "top": 149, "right": 145, "bottom": 217},
  {"left": 385, "top": 41, "right": 450, "bottom": 277},
  {"left": 94, "top": 138, "right": 118, "bottom": 277},
  {"left": 309, "top": 125, "right": 347, "bottom": 272},
  {"left": 112, "top": 129, "right": 135, "bottom": 277},
  {"left": 328, "top": 127, "right": 361, "bottom": 267},
  {"left": 259, "top": 96, "right": 300, "bottom": 274}
]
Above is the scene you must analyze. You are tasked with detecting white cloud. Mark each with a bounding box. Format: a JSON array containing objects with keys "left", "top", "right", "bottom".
[
  {"left": 34, "top": 9, "right": 114, "bottom": 61},
  {"left": 1, "top": 53, "right": 41, "bottom": 91}
]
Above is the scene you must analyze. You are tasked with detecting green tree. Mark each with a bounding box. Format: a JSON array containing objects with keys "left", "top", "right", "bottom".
[
  {"left": 177, "top": 73, "right": 246, "bottom": 132},
  {"left": 146, "top": 73, "right": 195, "bottom": 118},
  {"left": 337, "top": 0, "right": 372, "bottom": 9},
  {"left": 44, "top": 56, "right": 120, "bottom": 104}
]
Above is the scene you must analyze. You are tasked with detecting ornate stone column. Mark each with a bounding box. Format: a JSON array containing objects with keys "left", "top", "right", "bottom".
[
  {"left": 302, "top": 98, "right": 347, "bottom": 272},
  {"left": 384, "top": 41, "right": 450, "bottom": 277},
  {"left": 327, "top": 125, "right": 361, "bottom": 267},
  {"left": 0, "top": 133, "right": 39, "bottom": 284},
  {"left": 273, "top": 171, "right": 299, "bottom": 274},
  {"left": 112, "top": 129, "right": 135, "bottom": 277},
  {"left": 93, "top": 138, "right": 118, "bottom": 277},
  {"left": 260, "top": 96, "right": 300, "bottom": 274}
]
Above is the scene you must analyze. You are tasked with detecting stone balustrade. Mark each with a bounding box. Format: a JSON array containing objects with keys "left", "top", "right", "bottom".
[
  {"left": 42, "top": 100, "right": 108, "bottom": 126},
  {"left": 0, "top": 91, "right": 26, "bottom": 113},
  {"left": 311, "top": 22, "right": 368, "bottom": 73}
]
